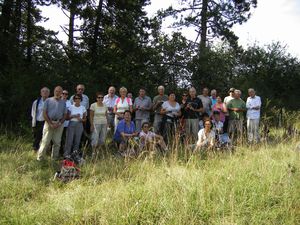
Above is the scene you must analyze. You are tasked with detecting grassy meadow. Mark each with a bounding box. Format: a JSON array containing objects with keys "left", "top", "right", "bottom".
[{"left": 0, "top": 131, "right": 300, "bottom": 225}]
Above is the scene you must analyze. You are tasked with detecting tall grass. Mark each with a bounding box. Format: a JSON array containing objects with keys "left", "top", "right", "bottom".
[{"left": 0, "top": 133, "right": 300, "bottom": 225}]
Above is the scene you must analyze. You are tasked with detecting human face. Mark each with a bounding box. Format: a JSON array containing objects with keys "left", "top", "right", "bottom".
[
  {"left": 216, "top": 96, "right": 222, "bottom": 103},
  {"left": 204, "top": 121, "right": 211, "bottom": 130},
  {"left": 142, "top": 124, "right": 149, "bottom": 133},
  {"left": 189, "top": 88, "right": 196, "bottom": 97},
  {"left": 54, "top": 87, "right": 63, "bottom": 99},
  {"left": 62, "top": 91, "right": 69, "bottom": 100},
  {"left": 234, "top": 91, "right": 240, "bottom": 99},
  {"left": 214, "top": 114, "right": 220, "bottom": 122},
  {"left": 127, "top": 93, "right": 133, "bottom": 99},
  {"left": 168, "top": 93, "right": 176, "bottom": 102},
  {"left": 158, "top": 87, "right": 164, "bottom": 95},
  {"left": 97, "top": 95, "right": 104, "bottom": 103},
  {"left": 139, "top": 89, "right": 145, "bottom": 98},
  {"left": 108, "top": 87, "right": 115, "bottom": 96},
  {"left": 41, "top": 88, "right": 50, "bottom": 98},
  {"left": 76, "top": 85, "right": 85, "bottom": 94},
  {"left": 203, "top": 88, "right": 209, "bottom": 96},
  {"left": 120, "top": 89, "right": 127, "bottom": 98},
  {"left": 74, "top": 96, "right": 81, "bottom": 104},
  {"left": 211, "top": 90, "right": 217, "bottom": 97},
  {"left": 124, "top": 112, "right": 131, "bottom": 121},
  {"left": 248, "top": 90, "right": 255, "bottom": 98}
]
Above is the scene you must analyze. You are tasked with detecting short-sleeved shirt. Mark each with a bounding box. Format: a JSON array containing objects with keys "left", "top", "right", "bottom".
[
  {"left": 113, "top": 119, "right": 135, "bottom": 142},
  {"left": 153, "top": 95, "right": 168, "bottom": 114},
  {"left": 227, "top": 98, "right": 246, "bottom": 120},
  {"left": 70, "top": 94, "right": 89, "bottom": 110},
  {"left": 198, "top": 95, "right": 212, "bottom": 115},
  {"left": 63, "top": 100, "right": 72, "bottom": 127},
  {"left": 103, "top": 94, "right": 118, "bottom": 113},
  {"left": 210, "top": 96, "right": 217, "bottom": 107},
  {"left": 68, "top": 104, "right": 87, "bottom": 122},
  {"left": 139, "top": 130, "right": 156, "bottom": 147},
  {"left": 224, "top": 96, "right": 234, "bottom": 106},
  {"left": 183, "top": 97, "right": 203, "bottom": 119},
  {"left": 90, "top": 103, "right": 107, "bottom": 124},
  {"left": 134, "top": 96, "right": 152, "bottom": 120},
  {"left": 162, "top": 101, "right": 181, "bottom": 118},
  {"left": 115, "top": 97, "right": 133, "bottom": 113},
  {"left": 44, "top": 97, "right": 67, "bottom": 121}
]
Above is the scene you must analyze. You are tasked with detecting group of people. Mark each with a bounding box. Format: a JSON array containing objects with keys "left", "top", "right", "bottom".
[{"left": 31, "top": 84, "right": 261, "bottom": 161}]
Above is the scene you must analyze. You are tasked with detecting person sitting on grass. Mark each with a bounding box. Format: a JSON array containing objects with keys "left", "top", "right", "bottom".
[
  {"left": 139, "top": 122, "right": 167, "bottom": 152},
  {"left": 212, "top": 111, "right": 230, "bottom": 147},
  {"left": 195, "top": 119, "right": 215, "bottom": 151},
  {"left": 113, "top": 110, "right": 138, "bottom": 154}
]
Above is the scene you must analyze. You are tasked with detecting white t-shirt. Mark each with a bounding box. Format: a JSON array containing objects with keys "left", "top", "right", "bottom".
[
  {"left": 115, "top": 97, "right": 133, "bottom": 113},
  {"left": 197, "top": 129, "right": 215, "bottom": 147},
  {"left": 162, "top": 101, "right": 180, "bottom": 118},
  {"left": 90, "top": 103, "right": 107, "bottom": 125},
  {"left": 224, "top": 96, "right": 234, "bottom": 106},
  {"left": 68, "top": 104, "right": 86, "bottom": 122}
]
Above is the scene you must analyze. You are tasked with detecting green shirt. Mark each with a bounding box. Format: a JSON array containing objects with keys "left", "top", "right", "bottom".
[{"left": 227, "top": 98, "right": 246, "bottom": 120}]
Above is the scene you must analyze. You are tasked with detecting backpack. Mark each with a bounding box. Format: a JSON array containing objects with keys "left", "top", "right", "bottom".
[{"left": 54, "top": 159, "right": 80, "bottom": 182}]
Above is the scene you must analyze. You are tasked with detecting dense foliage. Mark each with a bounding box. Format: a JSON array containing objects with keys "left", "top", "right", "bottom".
[{"left": 0, "top": 0, "right": 299, "bottom": 125}]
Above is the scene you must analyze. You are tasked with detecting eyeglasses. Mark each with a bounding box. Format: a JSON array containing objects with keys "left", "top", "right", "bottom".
[
  {"left": 74, "top": 97, "right": 81, "bottom": 100},
  {"left": 97, "top": 96, "right": 104, "bottom": 99}
]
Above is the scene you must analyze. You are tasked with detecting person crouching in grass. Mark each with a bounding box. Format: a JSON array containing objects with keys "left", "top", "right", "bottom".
[
  {"left": 139, "top": 122, "right": 167, "bottom": 152},
  {"left": 113, "top": 110, "right": 138, "bottom": 156},
  {"left": 195, "top": 119, "right": 215, "bottom": 152}
]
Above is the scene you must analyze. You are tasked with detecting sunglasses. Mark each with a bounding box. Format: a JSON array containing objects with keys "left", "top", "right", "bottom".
[
  {"left": 74, "top": 97, "right": 81, "bottom": 100},
  {"left": 97, "top": 96, "right": 104, "bottom": 99}
]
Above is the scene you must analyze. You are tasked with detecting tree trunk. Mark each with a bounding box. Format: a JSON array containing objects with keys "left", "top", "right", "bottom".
[
  {"left": 91, "top": 0, "right": 104, "bottom": 68},
  {"left": 14, "top": 0, "right": 22, "bottom": 47},
  {"left": 26, "top": 0, "right": 32, "bottom": 63},
  {"left": 68, "top": 1, "right": 75, "bottom": 51},
  {"left": 199, "top": 0, "right": 208, "bottom": 51}
]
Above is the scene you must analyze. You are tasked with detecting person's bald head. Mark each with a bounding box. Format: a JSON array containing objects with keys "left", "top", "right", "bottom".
[
  {"left": 189, "top": 87, "right": 197, "bottom": 97},
  {"left": 40, "top": 87, "right": 50, "bottom": 99},
  {"left": 76, "top": 84, "right": 85, "bottom": 94},
  {"left": 54, "top": 86, "right": 63, "bottom": 98}
]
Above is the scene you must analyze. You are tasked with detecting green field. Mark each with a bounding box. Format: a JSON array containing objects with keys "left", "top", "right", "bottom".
[{"left": 0, "top": 134, "right": 300, "bottom": 225}]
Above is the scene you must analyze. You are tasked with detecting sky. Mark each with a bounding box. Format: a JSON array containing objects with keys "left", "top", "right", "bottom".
[{"left": 41, "top": 0, "right": 300, "bottom": 58}]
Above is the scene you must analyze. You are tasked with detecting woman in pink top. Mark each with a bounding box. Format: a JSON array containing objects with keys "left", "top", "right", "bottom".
[{"left": 211, "top": 96, "right": 227, "bottom": 122}]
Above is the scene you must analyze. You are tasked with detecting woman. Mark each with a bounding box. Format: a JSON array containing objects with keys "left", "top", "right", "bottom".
[
  {"left": 90, "top": 92, "right": 108, "bottom": 154},
  {"left": 113, "top": 87, "right": 133, "bottom": 132},
  {"left": 113, "top": 110, "right": 138, "bottom": 152},
  {"left": 160, "top": 92, "right": 181, "bottom": 143},
  {"left": 139, "top": 122, "right": 167, "bottom": 151},
  {"left": 211, "top": 96, "right": 227, "bottom": 122},
  {"left": 64, "top": 94, "right": 87, "bottom": 158},
  {"left": 195, "top": 119, "right": 215, "bottom": 151}
]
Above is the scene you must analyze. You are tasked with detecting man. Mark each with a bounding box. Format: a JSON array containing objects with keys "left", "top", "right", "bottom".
[
  {"left": 31, "top": 87, "right": 50, "bottom": 151},
  {"left": 103, "top": 86, "right": 118, "bottom": 131},
  {"left": 246, "top": 88, "right": 261, "bottom": 144},
  {"left": 152, "top": 86, "right": 168, "bottom": 134},
  {"left": 37, "top": 86, "right": 67, "bottom": 161},
  {"left": 134, "top": 88, "right": 152, "bottom": 132},
  {"left": 183, "top": 87, "right": 203, "bottom": 141},
  {"left": 224, "top": 88, "right": 235, "bottom": 106},
  {"left": 210, "top": 89, "right": 217, "bottom": 107},
  {"left": 198, "top": 87, "right": 212, "bottom": 116},
  {"left": 227, "top": 90, "right": 246, "bottom": 142},
  {"left": 70, "top": 84, "right": 89, "bottom": 110}
]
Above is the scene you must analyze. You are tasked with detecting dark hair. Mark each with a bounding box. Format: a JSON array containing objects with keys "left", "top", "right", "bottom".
[
  {"left": 96, "top": 91, "right": 104, "bottom": 98},
  {"left": 142, "top": 121, "right": 150, "bottom": 128},
  {"left": 124, "top": 110, "right": 131, "bottom": 116},
  {"left": 74, "top": 94, "right": 82, "bottom": 101},
  {"left": 213, "top": 110, "right": 220, "bottom": 115},
  {"left": 168, "top": 91, "right": 176, "bottom": 96},
  {"left": 202, "top": 112, "right": 209, "bottom": 118}
]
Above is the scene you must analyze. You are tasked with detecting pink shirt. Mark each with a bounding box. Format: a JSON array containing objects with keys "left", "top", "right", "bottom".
[{"left": 211, "top": 103, "right": 226, "bottom": 122}]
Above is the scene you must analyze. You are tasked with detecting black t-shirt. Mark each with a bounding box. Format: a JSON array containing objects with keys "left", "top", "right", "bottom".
[{"left": 183, "top": 97, "right": 203, "bottom": 119}]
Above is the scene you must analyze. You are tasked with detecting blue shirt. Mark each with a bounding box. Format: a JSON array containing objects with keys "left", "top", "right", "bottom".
[
  {"left": 210, "top": 96, "right": 217, "bottom": 107},
  {"left": 113, "top": 119, "right": 135, "bottom": 142}
]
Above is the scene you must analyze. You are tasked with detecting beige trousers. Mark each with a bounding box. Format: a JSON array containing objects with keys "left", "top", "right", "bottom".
[{"left": 37, "top": 121, "right": 64, "bottom": 160}]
